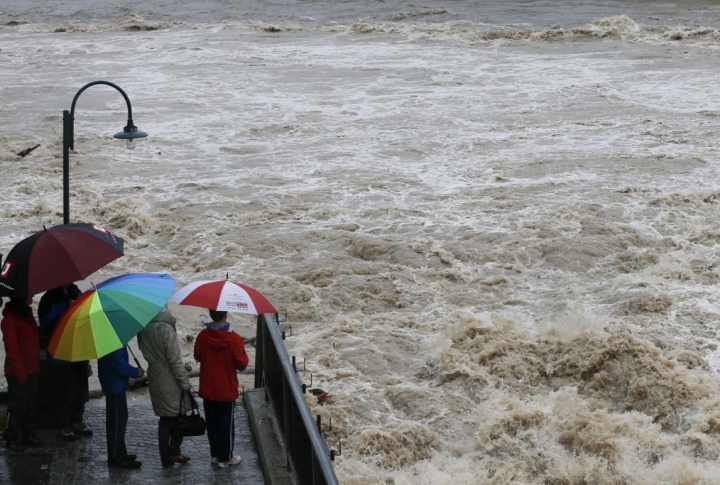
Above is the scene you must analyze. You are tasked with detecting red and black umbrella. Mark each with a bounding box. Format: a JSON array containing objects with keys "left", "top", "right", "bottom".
[{"left": 0, "top": 223, "right": 124, "bottom": 297}]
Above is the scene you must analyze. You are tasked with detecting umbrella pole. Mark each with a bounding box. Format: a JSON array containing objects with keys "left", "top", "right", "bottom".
[{"left": 127, "top": 346, "right": 143, "bottom": 370}]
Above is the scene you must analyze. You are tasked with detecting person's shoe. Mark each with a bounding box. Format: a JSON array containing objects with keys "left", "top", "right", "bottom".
[
  {"left": 125, "top": 454, "right": 137, "bottom": 461},
  {"left": 163, "top": 454, "right": 190, "bottom": 467},
  {"left": 5, "top": 441, "right": 24, "bottom": 452},
  {"left": 211, "top": 457, "right": 218, "bottom": 464},
  {"left": 22, "top": 436, "right": 46, "bottom": 447},
  {"left": 217, "top": 455, "right": 242, "bottom": 468},
  {"left": 58, "top": 428, "right": 80, "bottom": 441},
  {"left": 109, "top": 458, "right": 142, "bottom": 469},
  {"left": 71, "top": 422, "right": 93, "bottom": 437}
]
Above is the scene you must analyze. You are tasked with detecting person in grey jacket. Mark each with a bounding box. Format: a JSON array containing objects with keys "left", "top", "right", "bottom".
[{"left": 137, "top": 305, "right": 192, "bottom": 467}]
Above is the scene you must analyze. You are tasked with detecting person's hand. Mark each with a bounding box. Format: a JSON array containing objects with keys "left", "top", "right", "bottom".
[{"left": 181, "top": 381, "right": 192, "bottom": 391}]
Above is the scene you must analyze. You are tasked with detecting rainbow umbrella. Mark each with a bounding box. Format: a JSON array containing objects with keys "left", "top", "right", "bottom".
[{"left": 48, "top": 273, "right": 176, "bottom": 362}]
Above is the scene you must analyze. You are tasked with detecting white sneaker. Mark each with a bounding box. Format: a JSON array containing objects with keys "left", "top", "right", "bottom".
[
  {"left": 211, "top": 457, "right": 218, "bottom": 464},
  {"left": 217, "top": 455, "right": 242, "bottom": 468}
]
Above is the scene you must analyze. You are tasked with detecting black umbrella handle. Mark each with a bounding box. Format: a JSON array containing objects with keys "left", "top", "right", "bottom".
[{"left": 127, "top": 346, "right": 143, "bottom": 370}]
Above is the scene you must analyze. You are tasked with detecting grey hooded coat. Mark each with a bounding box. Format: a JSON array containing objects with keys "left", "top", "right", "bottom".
[{"left": 138, "top": 306, "right": 191, "bottom": 417}]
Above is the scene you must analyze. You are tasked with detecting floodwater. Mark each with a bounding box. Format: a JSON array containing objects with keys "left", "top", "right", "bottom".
[{"left": 3, "top": 1, "right": 720, "bottom": 483}]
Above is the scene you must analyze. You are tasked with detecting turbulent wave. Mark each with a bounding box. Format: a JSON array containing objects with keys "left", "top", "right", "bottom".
[
  {"left": 323, "top": 313, "right": 720, "bottom": 483},
  {"left": 350, "top": 15, "right": 720, "bottom": 49},
  {"left": 4, "top": 9, "right": 720, "bottom": 51},
  {"left": 1, "top": 9, "right": 181, "bottom": 34}
]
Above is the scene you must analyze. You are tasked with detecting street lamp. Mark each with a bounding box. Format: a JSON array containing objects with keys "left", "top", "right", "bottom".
[{"left": 62, "top": 80, "right": 147, "bottom": 224}]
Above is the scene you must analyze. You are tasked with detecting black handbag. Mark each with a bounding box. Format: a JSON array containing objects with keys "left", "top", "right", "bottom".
[{"left": 172, "top": 391, "right": 206, "bottom": 437}]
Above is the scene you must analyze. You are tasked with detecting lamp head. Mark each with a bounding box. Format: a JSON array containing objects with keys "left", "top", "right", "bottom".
[{"left": 114, "top": 120, "right": 147, "bottom": 150}]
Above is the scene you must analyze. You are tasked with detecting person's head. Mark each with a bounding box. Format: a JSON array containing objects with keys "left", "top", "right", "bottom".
[
  {"left": 11, "top": 296, "right": 32, "bottom": 306},
  {"left": 209, "top": 309, "right": 227, "bottom": 323},
  {"left": 152, "top": 304, "right": 176, "bottom": 327},
  {"left": 6, "top": 295, "right": 32, "bottom": 316}
]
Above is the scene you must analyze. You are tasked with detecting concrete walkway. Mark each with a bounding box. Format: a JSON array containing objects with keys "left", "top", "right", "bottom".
[{"left": 0, "top": 396, "right": 265, "bottom": 485}]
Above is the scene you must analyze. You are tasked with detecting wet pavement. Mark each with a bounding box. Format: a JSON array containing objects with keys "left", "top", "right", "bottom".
[{"left": 0, "top": 396, "right": 265, "bottom": 485}]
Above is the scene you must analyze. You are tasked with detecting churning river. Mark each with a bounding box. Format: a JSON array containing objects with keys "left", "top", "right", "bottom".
[{"left": 3, "top": 1, "right": 720, "bottom": 483}]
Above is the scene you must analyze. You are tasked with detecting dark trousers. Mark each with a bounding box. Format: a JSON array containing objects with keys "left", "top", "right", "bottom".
[
  {"left": 4, "top": 373, "right": 39, "bottom": 443},
  {"left": 55, "top": 361, "right": 89, "bottom": 429},
  {"left": 158, "top": 416, "right": 184, "bottom": 462},
  {"left": 71, "top": 361, "right": 89, "bottom": 424},
  {"left": 37, "top": 360, "right": 89, "bottom": 429},
  {"left": 203, "top": 400, "right": 235, "bottom": 462},
  {"left": 105, "top": 392, "right": 130, "bottom": 461}
]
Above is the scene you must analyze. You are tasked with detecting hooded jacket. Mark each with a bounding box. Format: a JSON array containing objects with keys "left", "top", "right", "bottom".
[
  {"left": 138, "top": 306, "right": 191, "bottom": 416},
  {"left": 37, "top": 284, "right": 81, "bottom": 365},
  {"left": 1, "top": 302, "right": 40, "bottom": 382},
  {"left": 194, "top": 327, "right": 248, "bottom": 402}
]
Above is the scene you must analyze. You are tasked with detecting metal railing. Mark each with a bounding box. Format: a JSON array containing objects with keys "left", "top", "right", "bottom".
[{"left": 254, "top": 313, "right": 339, "bottom": 485}]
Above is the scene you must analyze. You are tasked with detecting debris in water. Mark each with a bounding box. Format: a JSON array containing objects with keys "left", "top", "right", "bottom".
[{"left": 17, "top": 144, "right": 40, "bottom": 158}]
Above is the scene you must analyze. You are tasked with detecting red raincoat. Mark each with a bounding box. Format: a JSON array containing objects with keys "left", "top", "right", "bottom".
[
  {"left": 194, "top": 329, "right": 248, "bottom": 402},
  {"left": 1, "top": 304, "right": 40, "bottom": 382}
]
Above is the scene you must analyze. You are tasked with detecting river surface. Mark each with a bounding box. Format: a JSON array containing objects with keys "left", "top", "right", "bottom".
[{"left": 3, "top": 1, "right": 720, "bottom": 483}]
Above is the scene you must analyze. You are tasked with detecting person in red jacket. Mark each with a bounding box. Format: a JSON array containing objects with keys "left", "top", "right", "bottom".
[
  {"left": 1, "top": 297, "right": 44, "bottom": 452},
  {"left": 194, "top": 309, "right": 248, "bottom": 468}
]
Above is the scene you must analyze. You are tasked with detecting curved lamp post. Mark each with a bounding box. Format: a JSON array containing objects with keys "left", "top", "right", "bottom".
[{"left": 63, "top": 80, "right": 147, "bottom": 224}]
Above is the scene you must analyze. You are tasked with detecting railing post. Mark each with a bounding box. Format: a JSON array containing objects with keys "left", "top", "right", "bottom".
[
  {"left": 254, "top": 314, "right": 264, "bottom": 389},
  {"left": 284, "top": 372, "right": 291, "bottom": 471}
]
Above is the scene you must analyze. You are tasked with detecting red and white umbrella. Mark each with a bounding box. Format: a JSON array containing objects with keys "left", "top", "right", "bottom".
[{"left": 171, "top": 279, "right": 277, "bottom": 315}]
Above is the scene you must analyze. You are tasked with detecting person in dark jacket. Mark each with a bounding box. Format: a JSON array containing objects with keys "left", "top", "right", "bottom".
[
  {"left": 194, "top": 309, "right": 249, "bottom": 467},
  {"left": 37, "top": 283, "right": 92, "bottom": 440},
  {"left": 1, "top": 296, "right": 44, "bottom": 452},
  {"left": 98, "top": 345, "right": 144, "bottom": 469}
]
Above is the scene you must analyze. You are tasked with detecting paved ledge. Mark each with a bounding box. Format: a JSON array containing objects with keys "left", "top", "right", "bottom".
[
  {"left": 244, "top": 389, "right": 296, "bottom": 485},
  {"left": 0, "top": 396, "right": 265, "bottom": 485}
]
